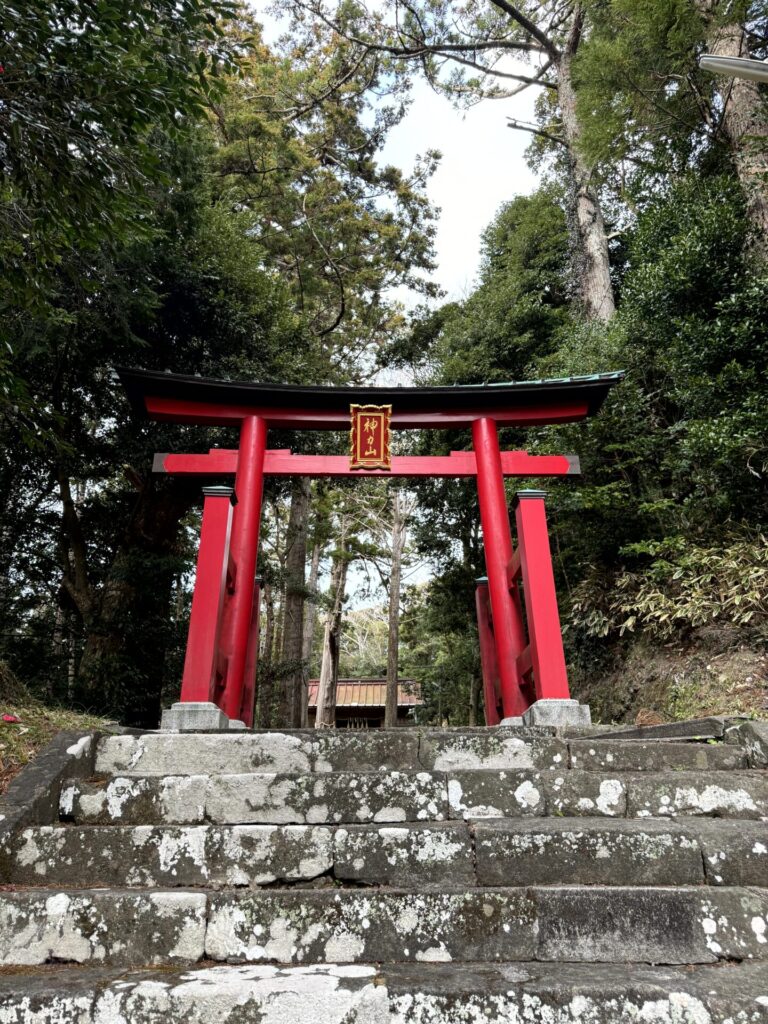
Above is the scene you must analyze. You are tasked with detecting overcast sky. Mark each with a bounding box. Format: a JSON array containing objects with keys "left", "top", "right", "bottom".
[
  {"left": 380, "top": 82, "right": 538, "bottom": 301},
  {"left": 252, "top": 2, "right": 539, "bottom": 302}
]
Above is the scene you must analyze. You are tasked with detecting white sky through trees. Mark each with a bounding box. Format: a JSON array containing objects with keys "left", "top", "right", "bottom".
[
  {"left": 252, "top": 2, "right": 538, "bottom": 302},
  {"left": 380, "top": 81, "right": 538, "bottom": 301}
]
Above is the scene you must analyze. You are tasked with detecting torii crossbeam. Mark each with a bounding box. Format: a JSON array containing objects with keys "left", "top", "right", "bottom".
[{"left": 153, "top": 449, "right": 581, "bottom": 478}]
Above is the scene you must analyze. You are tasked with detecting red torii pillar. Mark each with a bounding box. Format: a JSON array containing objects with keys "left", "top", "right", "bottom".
[
  {"left": 178, "top": 486, "right": 236, "bottom": 705},
  {"left": 169, "top": 417, "right": 267, "bottom": 729},
  {"left": 472, "top": 417, "right": 529, "bottom": 720},
  {"left": 219, "top": 414, "right": 267, "bottom": 724},
  {"left": 472, "top": 419, "right": 587, "bottom": 726}
]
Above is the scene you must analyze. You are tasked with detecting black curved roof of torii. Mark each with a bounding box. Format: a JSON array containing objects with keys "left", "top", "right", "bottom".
[{"left": 117, "top": 367, "right": 624, "bottom": 421}]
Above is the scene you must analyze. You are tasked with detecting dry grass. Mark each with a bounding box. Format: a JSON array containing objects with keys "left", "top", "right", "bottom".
[
  {"left": 574, "top": 633, "right": 768, "bottom": 725},
  {"left": 0, "top": 663, "right": 113, "bottom": 794}
]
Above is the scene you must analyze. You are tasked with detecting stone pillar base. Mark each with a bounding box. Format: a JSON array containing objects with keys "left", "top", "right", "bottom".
[
  {"left": 522, "top": 699, "right": 592, "bottom": 728},
  {"left": 499, "top": 716, "right": 524, "bottom": 727},
  {"left": 160, "top": 702, "right": 246, "bottom": 732}
]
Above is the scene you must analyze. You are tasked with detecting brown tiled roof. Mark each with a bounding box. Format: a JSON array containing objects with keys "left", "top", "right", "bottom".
[{"left": 307, "top": 679, "right": 422, "bottom": 708}]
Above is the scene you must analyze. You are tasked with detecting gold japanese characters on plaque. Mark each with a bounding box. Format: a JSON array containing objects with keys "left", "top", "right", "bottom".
[{"left": 349, "top": 404, "right": 392, "bottom": 471}]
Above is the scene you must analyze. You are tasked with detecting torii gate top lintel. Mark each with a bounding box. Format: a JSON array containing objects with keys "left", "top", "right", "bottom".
[{"left": 117, "top": 367, "right": 624, "bottom": 430}]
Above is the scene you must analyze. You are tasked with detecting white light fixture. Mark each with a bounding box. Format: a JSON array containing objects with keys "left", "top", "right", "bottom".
[{"left": 699, "top": 54, "right": 768, "bottom": 83}]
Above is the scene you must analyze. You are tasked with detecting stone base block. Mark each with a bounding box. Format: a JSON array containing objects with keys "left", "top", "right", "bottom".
[
  {"left": 499, "top": 716, "right": 524, "bottom": 727},
  {"left": 522, "top": 699, "right": 591, "bottom": 728},
  {"left": 160, "top": 702, "right": 245, "bottom": 732}
]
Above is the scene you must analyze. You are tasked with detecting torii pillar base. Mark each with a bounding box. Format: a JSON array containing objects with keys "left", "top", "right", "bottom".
[
  {"left": 521, "top": 698, "right": 592, "bottom": 728},
  {"left": 160, "top": 702, "right": 246, "bottom": 732}
]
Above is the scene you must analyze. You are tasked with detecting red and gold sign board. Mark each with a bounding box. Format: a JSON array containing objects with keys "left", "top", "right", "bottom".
[{"left": 349, "top": 404, "right": 392, "bottom": 470}]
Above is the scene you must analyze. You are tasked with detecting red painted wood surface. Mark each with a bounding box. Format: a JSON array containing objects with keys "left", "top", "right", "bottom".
[
  {"left": 179, "top": 488, "right": 234, "bottom": 704},
  {"left": 514, "top": 492, "right": 571, "bottom": 701},
  {"left": 239, "top": 581, "right": 262, "bottom": 728},
  {"left": 144, "top": 396, "right": 589, "bottom": 429},
  {"left": 472, "top": 418, "right": 529, "bottom": 720},
  {"left": 219, "top": 415, "right": 267, "bottom": 723},
  {"left": 155, "top": 449, "right": 580, "bottom": 479},
  {"left": 475, "top": 582, "right": 501, "bottom": 726}
]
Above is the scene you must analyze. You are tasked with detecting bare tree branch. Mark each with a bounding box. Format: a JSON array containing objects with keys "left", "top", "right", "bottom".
[
  {"left": 434, "top": 49, "right": 557, "bottom": 89},
  {"left": 292, "top": 1, "right": 546, "bottom": 56},
  {"left": 301, "top": 194, "right": 346, "bottom": 337},
  {"left": 507, "top": 117, "right": 566, "bottom": 146},
  {"left": 488, "top": 0, "right": 561, "bottom": 60}
]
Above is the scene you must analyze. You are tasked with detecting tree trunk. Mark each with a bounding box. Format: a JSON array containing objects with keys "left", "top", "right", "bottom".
[
  {"left": 51, "top": 604, "right": 65, "bottom": 701},
  {"left": 384, "top": 490, "right": 406, "bottom": 728},
  {"left": 557, "top": 6, "right": 616, "bottom": 321},
  {"left": 301, "top": 539, "right": 322, "bottom": 726},
  {"left": 70, "top": 472, "right": 196, "bottom": 725},
  {"left": 67, "top": 617, "right": 76, "bottom": 704},
  {"left": 315, "top": 534, "right": 348, "bottom": 729},
  {"left": 469, "top": 670, "right": 481, "bottom": 726},
  {"left": 257, "top": 582, "right": 276, "bottom": 728},
  {"left": 708, "top": 19, "right": 768, "bottom": 248},
  {"left": 279, "top": 477, "right": 311, "bottom": 728}
]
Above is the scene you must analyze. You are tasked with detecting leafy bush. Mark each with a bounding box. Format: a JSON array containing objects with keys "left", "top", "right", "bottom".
[{"left": 571, "top": 535, "right": 768, "bottom": 641}]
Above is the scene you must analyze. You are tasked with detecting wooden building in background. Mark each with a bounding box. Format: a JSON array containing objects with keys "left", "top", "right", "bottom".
[{"left": 307, "top": 679, "right": 422, "bottom": 729}]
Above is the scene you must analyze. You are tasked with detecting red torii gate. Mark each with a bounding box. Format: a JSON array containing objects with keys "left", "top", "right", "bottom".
[{"left": 118, "top": 368, "right": 622, "bottom": 729}]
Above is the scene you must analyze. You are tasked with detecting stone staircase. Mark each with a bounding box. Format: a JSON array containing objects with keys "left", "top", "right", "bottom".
[{"left": 1, "top": 722, "right": 767, "bottom": 1021}]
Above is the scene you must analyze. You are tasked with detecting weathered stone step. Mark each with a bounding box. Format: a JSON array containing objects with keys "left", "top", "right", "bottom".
[
  {"left": 2, "top": 960, "right": 767, "bottom": 1023},
  {"left": 473, "top": 818, "right": 704, "bottom": 887},
  {"left": 446, "top": 766, "right": 765, "bottom": 820},
  {"left": 335, "top": 818, "right": 732, "bottom": 888},
  {"left": 60, "top": 769, "right": 583, "bottom": 825},
  {"left": 4, "top": 822, "right": 473, "bottom": 890},
  {"left": 8, "top": 816, "right": 768, "bottom": 890},
  {"left": 61, "top": 766, "right": 768, "bottom": 828},
  {"left": 93, "top": 730, "right": 566, "bottom": 776},
  {"left": 3, "top": 885, "right": 766, "bottom": 967},
  {"left": 601, "top": 716, "right": 738, "bottom": 741},
  {"left": 478, "top": 817, "right": 768, "bottom": 888},
  {"left": 61, "top": 770, "right": 449, "bottom": 825},
  {"left": 3, "top": 824, "right": 335, "bottom": 888},
  {"left": 626, "top": 770, "right": 768, "bottom": 819},
  {"left": 0, "top": 889, "right": 207, "bottom": 966},
  {"left": 94, "top": 730, "right": 753, "bottom": 778},
  {"left": 569, "top": 737, "right": 748, "bottom": 771},
  {"left": 203, "top": 885, "right": 768, "bottom": 966}
]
